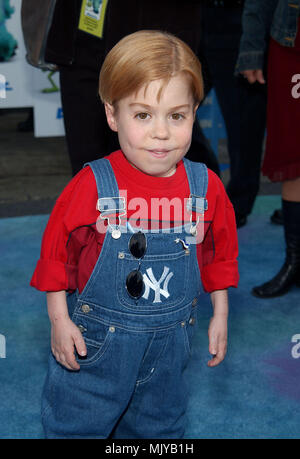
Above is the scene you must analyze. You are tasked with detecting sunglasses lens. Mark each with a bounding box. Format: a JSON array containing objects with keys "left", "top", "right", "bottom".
[
  {"left": 126, "top": 270, "right": 144, "bottom": 299},
  {"left": 129, "top": 231, "right": 146, "bottom": 259}
]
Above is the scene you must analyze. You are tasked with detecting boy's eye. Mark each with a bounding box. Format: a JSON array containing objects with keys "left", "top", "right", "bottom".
[
  {"left": 171, "top": 113, "right": 184, "bottom": 120},
  {"left": 136, "top": 113, "right": 149, "bottom": 120}
]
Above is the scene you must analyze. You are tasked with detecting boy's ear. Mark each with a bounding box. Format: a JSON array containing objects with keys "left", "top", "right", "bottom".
[{"left": 104, "top": 103, "right": 118, "bottom": 132}]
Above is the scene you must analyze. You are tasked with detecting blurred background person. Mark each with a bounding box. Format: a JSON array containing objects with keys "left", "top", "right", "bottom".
[
  {"left": 236, "top": 0, "right": 300, "bottom": 298},
  {"left": 200, "top": 0, "right": 268, "bottom": 228}
]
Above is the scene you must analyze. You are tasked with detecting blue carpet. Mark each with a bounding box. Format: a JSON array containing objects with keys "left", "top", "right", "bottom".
[{"left": 1, "top": 195, "right": 300, "bottom": 439}]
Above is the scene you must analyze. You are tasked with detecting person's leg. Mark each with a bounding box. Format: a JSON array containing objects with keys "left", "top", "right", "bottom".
[
  {"left": 282, "top": 177, "right": 300, "bottom": 202},
  {"left": 270, "top": 208, "right": 283, "bottom": 225},
  {"left": 201, "top": 5, "right": 267, "bottom": 223},
  {"left": 112, "top": 324, "right": 192, "bottom": 439},
  {"left": 59, "top": 63, "right": 119, "bottom": 176},
  {"left": 226, "top": 78, "right": 267, "bottom": 219},
  {"left": 59, "top": 42, "right": 120, "bottom": 176},
  {"left": 186, "top": 121, "right": 220, "bottom": 176},
  {"left": 252, "top": 178, "right": 300, "bottom": 298},
  {"left": 41, "top": 326, "right": 148, "bottom": 438}
]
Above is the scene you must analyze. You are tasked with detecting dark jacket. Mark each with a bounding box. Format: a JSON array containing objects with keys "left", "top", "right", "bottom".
[
  {"left": 45, "top": 0, "right": 98, "bottom": 66},
  {"left": 45, "top": 0, "right": 204, "bottom": 61},
  {"left": 22, "top": 0, "right": 211, "bottom": 94},
  {"left": 236, "top": 0, "right": 300, "bottom": 73},
  {"left": 46, "top": 0, "right": 211, "bottom": 93}
]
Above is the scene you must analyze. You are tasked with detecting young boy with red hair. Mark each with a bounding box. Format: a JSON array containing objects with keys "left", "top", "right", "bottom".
[{"left": 31, "top": 30, "right": 239, "bottom": 439}]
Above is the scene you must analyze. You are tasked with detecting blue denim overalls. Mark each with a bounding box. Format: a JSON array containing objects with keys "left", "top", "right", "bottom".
[{"left": 41, "top": 158, "right": 208, "bottom": 439}]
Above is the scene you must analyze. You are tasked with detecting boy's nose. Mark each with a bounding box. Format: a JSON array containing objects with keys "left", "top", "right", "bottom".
[{"left": 151, "top": 118, "right": 170, "bottom": 139}]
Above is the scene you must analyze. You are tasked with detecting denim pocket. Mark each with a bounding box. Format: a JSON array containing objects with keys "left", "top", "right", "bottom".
[
  {"left": 116, "top": 242, "right": 190, "bottom": 312},
  {"left": 72, "top": 314, "right": 115, "bottom": 366}
]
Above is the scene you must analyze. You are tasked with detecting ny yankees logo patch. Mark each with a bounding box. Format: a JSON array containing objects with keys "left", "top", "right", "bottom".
[{"left": 142, "top": 266, "right": 174, "bottom": 303}]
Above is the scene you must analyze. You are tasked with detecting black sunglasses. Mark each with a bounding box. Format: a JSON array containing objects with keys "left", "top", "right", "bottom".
[{"left": 126, "top": 231, "right": 147, "bottom": 299}]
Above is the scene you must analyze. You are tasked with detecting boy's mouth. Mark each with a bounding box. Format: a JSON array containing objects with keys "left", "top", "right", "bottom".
[{"left": 147, "top": 149, "right": 170, "bottom": 158}]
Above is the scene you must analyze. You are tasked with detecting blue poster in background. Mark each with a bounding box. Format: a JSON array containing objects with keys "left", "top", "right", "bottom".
[{"left": 197, "top": 88, "right": 228, "bottom": 170}]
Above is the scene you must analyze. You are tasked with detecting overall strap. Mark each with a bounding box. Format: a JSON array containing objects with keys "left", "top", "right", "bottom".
[
  {"left": 84, "top": 158, "right": 125, "bottom": 216},
  {"left": 183, "top": 158, "right": 208, "bottom": 214}
]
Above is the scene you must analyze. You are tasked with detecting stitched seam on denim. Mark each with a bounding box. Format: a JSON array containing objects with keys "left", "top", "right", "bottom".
[
  {"left": 121, "top": 251, "right": 188, "bottom": 261},
  {"left": 140, "top": 332, "right": 156, "bottom": 368},
  {"left": 77, "top": 329, "right": 114, "bottom": 366},
  {"left": 183, "top": 323, "right": 191, "bottom": 356},
  {"left": 73, "top": 312, "right": 189, "bottom": 333},
  {"left": 136, "top": 331, "right": 171, "bottom": 386},
  {"left": 192, "top": 243, "right": 202, "bottom": 293},
  {"left": 86, "top": 318, "right": 183, "bottom": 333},
  {"left": 79, "top": 159, "right": 119, "bottom": 299},
  {"left": 119, "top": 297, "right": 186, "bottom": 312},
  {"left": 41, "top": 402, "right": 52, "bottom": 420},
  {"left": 78, "top": 227, "right": 111, "bottom": 299},
  {"left": 83, "top": 337, "right": 104, "bottom": 348},
  {"left": 75, "top": 302, "right": 192, "bottom": 330},
  {"left": 183, "top": 314, "right": 197, "bottom": 357},
  {"left": 41, "top": 359, "right": 63, "bottom": 419},
  {"left": 90, "top": 158, "right": 120, "bottom": 200},
  {"left": 72, "top": 313, "right": 114, "bottom": 364}
]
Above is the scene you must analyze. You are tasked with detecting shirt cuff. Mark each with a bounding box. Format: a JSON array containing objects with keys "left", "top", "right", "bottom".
[
  {"left": 201, "top": 260, "right": 239, "bottom": 293},
  {"left": 235, "top": 50, "right": 265, "bottom": 75},
  {"left": 30, "top": 259, "right": 69, "bottom": 292}
]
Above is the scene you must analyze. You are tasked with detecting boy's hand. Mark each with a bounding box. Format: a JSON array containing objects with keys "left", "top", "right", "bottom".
[
  {"left": 51, "top": 317, "right": 87, "bottom": 371},
  {"left": 46, "top": 291, "right": 87, "bottom": 371},
  {"left": 207, "top": 314, "right": 227, "bottom": 367}
]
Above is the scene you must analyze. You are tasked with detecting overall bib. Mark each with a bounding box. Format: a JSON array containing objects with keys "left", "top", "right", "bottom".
[{"left": 41, "top": 158, "right": 208, "bottom": 439}]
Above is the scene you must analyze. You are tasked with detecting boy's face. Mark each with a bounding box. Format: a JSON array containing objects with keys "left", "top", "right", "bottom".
[{"left": 105, "top": 74, "right": 198, "bottom": 177}]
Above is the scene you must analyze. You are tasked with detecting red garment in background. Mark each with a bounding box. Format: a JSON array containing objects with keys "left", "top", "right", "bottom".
[{"left": 263, "top": 18, "right": 300, "bottom": 182}]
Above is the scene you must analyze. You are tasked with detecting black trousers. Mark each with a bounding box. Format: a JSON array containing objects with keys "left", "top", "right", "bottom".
[
  {"left": 59, "top": 45, "right": 119, "bottom": 176},
  {"left": 201, "top": 5, "right": 267, "bottom": 216}
]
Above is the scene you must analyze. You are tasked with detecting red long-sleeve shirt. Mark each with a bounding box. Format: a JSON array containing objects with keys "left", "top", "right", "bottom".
[{"left": 30, "top": 150, "right": 239, "bottom": 294}]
